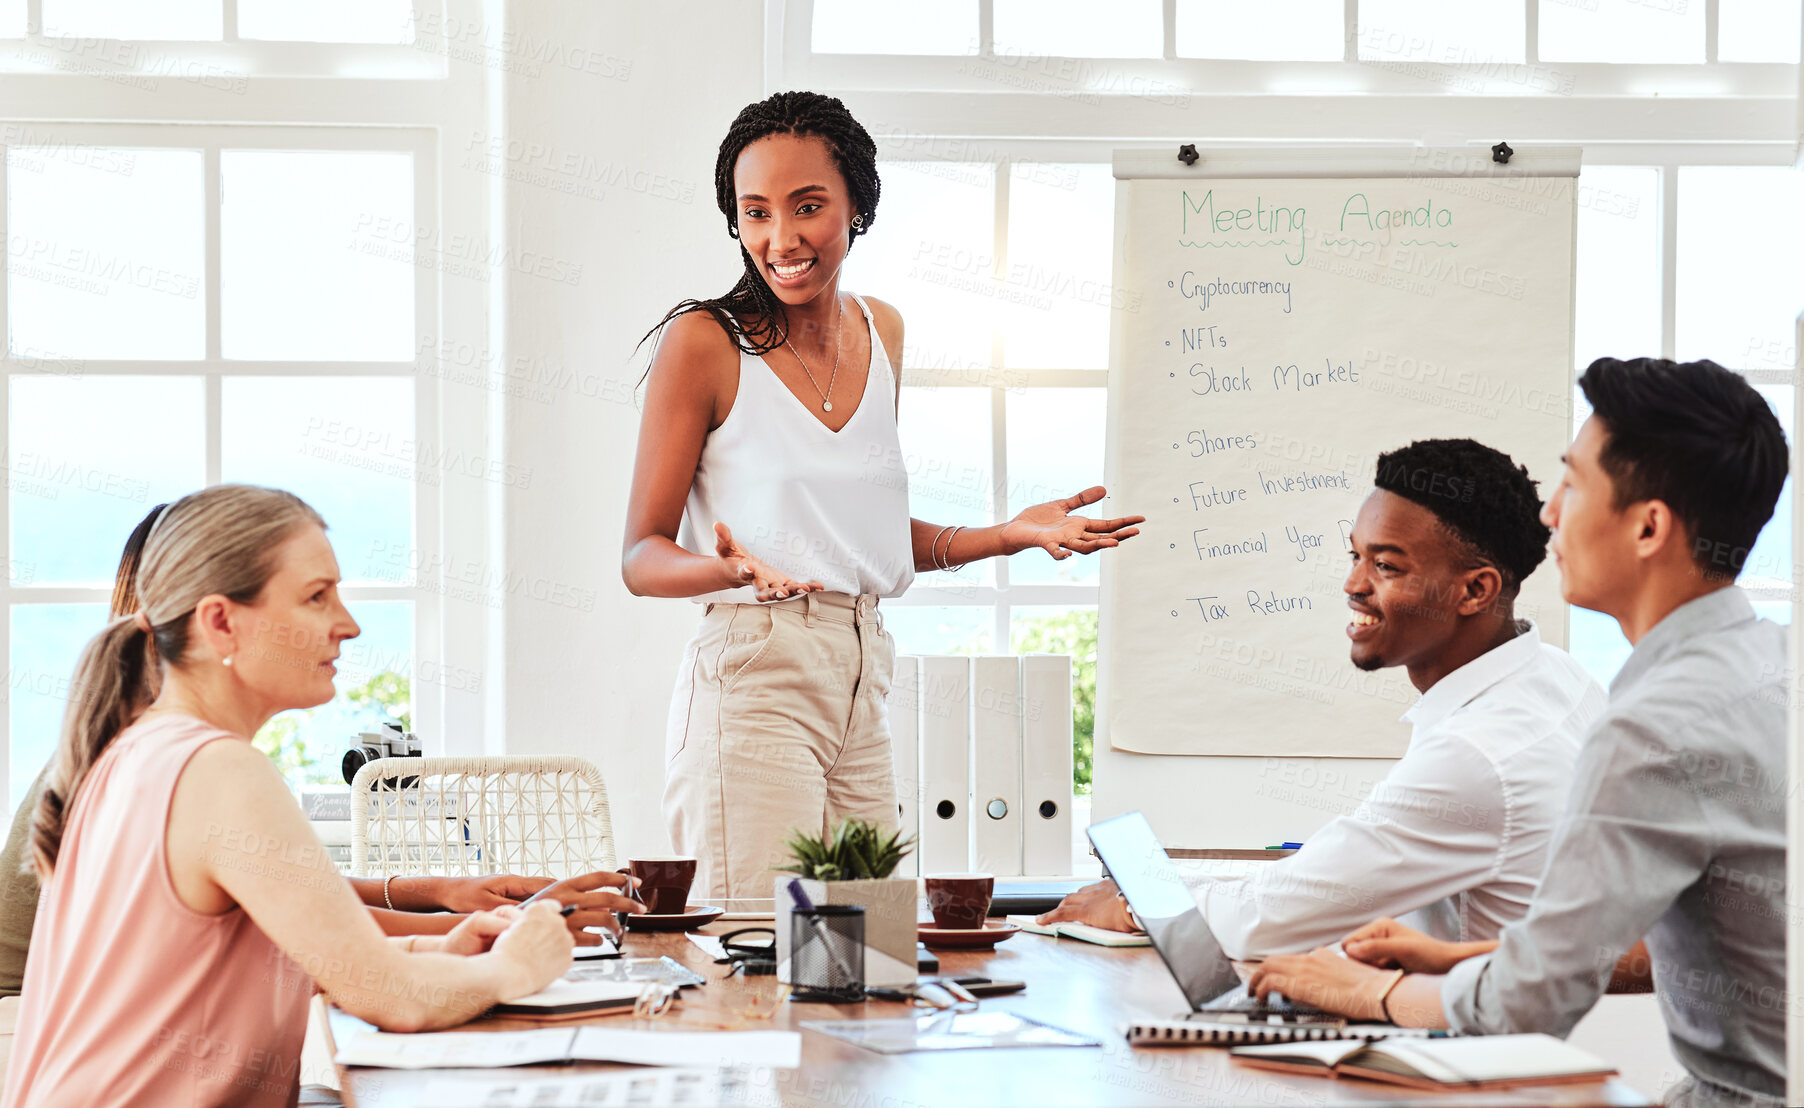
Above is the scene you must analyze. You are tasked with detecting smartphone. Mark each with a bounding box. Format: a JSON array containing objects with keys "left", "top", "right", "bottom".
[{"left": 947, "top": 975, "right": 1026, "bottom": 997}]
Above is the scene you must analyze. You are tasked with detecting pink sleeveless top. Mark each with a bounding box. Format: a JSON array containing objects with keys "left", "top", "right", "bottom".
[{"left": 3, "top": 714, "right": 308, "bottom": 1108}]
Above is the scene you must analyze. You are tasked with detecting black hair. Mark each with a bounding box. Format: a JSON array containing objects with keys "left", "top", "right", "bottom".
[
  {"left": 1578, "top": 357, "right": 1788, "bottom": 581},
  {"left": 1373, "top": 438, "right": 1550, "bottom": 597},
  {"left": 640, "top": 91, "right": 881, "bottom": 358}
]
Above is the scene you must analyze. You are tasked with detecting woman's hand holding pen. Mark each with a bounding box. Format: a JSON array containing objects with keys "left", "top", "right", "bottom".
[
  {"left": 519, "top": 870, "right": 644, "bottom": 941},
  {"left": 714, "top": 522, "right": 824, "bottom": 601},
  {"left": 1001, "top": 486, "right": 1145, "bottom": 561}
]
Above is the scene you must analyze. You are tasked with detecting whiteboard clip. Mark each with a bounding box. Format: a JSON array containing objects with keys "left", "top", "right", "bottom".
[
  {"left": 1177, "top": 143, "right": 1199, "bottom": 167},
  {"left": 1491, "top": 141, "right": 1514, "bottom": 164}
]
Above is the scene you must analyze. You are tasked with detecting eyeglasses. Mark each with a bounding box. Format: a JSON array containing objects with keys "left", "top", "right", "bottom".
[
  {"left": 632, "top": 982, "right": 682, "bottom": 1020},
  {"left": 632, "top": 929, "right": 791, "bottom": 1030},
  {"left": 715, "top": 927, "right": 778, "bottom": 977}
]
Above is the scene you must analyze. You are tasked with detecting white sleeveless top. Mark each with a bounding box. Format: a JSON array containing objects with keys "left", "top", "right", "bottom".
[{"left": 678, "top": 293, "right": 915, "bottom": 603}]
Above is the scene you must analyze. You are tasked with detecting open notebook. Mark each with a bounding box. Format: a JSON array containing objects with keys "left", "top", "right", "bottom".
[
  {"left": 1008, "top": 916, "right": 1152, "bottom": 947},
  {"left": 1231, "top": 1033, "right": 1617, "bottom": 1091}
]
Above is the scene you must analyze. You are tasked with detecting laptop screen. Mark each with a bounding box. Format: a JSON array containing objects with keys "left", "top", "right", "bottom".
[{"left": 1087, "top": 811, "right": 1241, "bottom": 1011}]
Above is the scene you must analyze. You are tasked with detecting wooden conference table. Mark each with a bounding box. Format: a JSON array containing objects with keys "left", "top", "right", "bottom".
[{"left": 329, "top": 923, "right": 1653, "bottom": 1108}]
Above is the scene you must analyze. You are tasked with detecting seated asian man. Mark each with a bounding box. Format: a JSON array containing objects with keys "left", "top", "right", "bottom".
[
  {"left": 1041, "top": 438, "right": 1606, "bottom": 958},
  {"left": 1250, "top": 357, "right": 1789, "bottom": 1108}
]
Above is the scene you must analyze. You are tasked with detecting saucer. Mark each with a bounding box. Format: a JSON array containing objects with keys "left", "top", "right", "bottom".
[
  {"left": 918, "top": 920, "right": 1021, "bottom": 949},
  {"left": 623, "top": 904, "right": 725, "bottom": 932}
]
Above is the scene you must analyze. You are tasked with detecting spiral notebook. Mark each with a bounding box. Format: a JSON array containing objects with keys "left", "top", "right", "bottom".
[{"left": 1125, "top": 1017, "right": 1442, "bottom": 1047}]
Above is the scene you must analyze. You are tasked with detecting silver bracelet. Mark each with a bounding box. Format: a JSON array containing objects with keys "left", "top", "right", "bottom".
[
  {"left": 384, "top": 874, "right": 397, "bottom": 911},
  {"left": 930, "top": 524, "right": 954, "bottom": 571},
  {"left": 937, "top": 525, "right": 967, "bottom": 572}
]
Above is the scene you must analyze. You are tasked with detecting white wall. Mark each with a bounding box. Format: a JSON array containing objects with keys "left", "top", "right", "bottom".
[{"left": 495, "top": 0, "right": 763, "bottom": 861}]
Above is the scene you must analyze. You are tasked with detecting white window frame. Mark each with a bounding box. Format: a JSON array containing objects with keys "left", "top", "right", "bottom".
[
  {"left": 0, "top": 0, "right": 496, "bottom": 801},
  {"left": 774, "top": 0, "right": 1804, "bottom": 651}
]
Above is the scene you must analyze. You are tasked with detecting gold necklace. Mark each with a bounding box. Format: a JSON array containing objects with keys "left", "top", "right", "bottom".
[{"left": 782, "top": 297, "right": 845, "bottom": 413}]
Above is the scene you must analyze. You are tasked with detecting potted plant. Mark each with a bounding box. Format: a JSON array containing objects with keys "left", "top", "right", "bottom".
[{"left": 773, "top": 819, "right": 919, "bottom": 987}]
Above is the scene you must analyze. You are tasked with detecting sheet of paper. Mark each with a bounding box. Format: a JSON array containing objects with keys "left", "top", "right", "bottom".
[
  {"left": 1102, "top": 174, "right": 1577, "bottom": 759},
  {"left": 686, "top": 933, "right": 726, "bottom": 960},
  {"left": 413, "top": 1067, "right": 737, "bottom": 1107},
  {"left": 571, "top": 1027, "right": 801, "bottom": 1069},
  {"left": 334, "top": 1028, "right": 574, "bottom": 1070},
  {"left": 800, "top": 1012, "right": 1100, "bottom": 1055}
]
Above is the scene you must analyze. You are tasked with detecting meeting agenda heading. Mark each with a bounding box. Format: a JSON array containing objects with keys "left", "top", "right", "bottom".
[{"left": 1179, "top": 188, "right": 1457, "bottom": 266}]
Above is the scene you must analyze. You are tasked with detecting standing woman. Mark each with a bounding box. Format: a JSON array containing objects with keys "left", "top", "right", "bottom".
[{"left": 624, "top": 91, "right": 1142, "bottom": 904}]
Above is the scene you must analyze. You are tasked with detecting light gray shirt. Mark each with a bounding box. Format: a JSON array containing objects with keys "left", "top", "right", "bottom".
[{"left": 1444, "top": 588, "right": 1786, "bottom": 1105}]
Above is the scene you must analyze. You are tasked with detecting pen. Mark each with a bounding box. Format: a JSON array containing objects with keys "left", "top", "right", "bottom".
[{"left": 788, "top": 879, "right": 859, "bottom": 986}]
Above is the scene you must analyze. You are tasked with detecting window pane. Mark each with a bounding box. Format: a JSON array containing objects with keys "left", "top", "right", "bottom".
[
  {"left": 1003, "top": 163, "right": 1115, "bottom": 370},
  {"left": 1007, "top": 388, "right": 1107, "bottom": 585},
  {"left": 1176, "top": 0, "right": 1344, "bottom": 60},
  {"left": 900, "top": 386, "right": 994, "bottom": 587},
  {"left": 1575, "top": 166, "right": 1661, "bottom": 371},
  {"left": 255, "top": 600, "right": 413, "bottom": 788},
  {"left": 10, "top": 376, "right": 204, "bottom": 586},
  {"left": 42, "top": 0, "right": 220, "bottom": 39},
  {"left": 1676, "top": 167, "right": 1804, "bottom": 372},
  {"left": 1358, "top": 0, "right": 1524, "bottom": 64},
  {"left": 1010, "top": 605, "right": 1097, "bottom": 793},
  {"left": 843, "top": 162, "right": 995, "bottom": 374},
  {"left": 884, "top": 605, "right": 993, "bottom": 654},
  {"left": 221, "top": 377, "right": 414, "bottom": 585},
  {"left": 1538, "top": 0, "right": 1703, "bottom": 62},
  {"left": 813, "top": 0, "right": 978, "bottom": 54},
  {"left": 1567, "top": 605, "right": 1632, "bottom": 686},
  {"left": 8, "top": 146, "right": 204, "bottom": 360},
  {"left": 1751, "top": 600, "right": 1793, "bottom": 624},
  {"left": 1719, "top": 0, "right": 1802, "bottom": 62},
  {"left": 10, "top": 603, "right": 107, "bottom": 810},
  {"left": 238, "top": 0, "right": 415, "bottom": 44},
  {"left": 0, "top": 0, "right": 24, "bottom": 37},
  {"left": 994, "top": 0, "right": 1162, "bottom": 58},
  {"left": 221, "top": 150, "right": 415, "bottom": 361}
]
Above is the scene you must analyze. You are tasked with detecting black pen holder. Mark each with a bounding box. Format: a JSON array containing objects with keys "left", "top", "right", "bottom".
[{"left": 789, "top": 905, "right": 865, "bottom": 1003}]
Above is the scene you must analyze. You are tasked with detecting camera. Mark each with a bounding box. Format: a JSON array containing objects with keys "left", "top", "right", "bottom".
[{"left": 342, "top": 721, "right": 423, "bottom": 786}]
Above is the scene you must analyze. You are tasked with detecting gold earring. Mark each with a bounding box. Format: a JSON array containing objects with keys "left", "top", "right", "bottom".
[{"left": 852, "top": 214, "right": 864, "bottom": 229}]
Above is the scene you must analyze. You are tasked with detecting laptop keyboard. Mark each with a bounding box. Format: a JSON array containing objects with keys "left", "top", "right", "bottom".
[{"left": 1197, "top": 985, "right": 1328, "bottom": 1018}]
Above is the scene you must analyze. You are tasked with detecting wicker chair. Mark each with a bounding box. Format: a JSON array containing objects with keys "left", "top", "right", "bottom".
[{"left": 348, "top": 756, "right": 616, "bottom": 879}]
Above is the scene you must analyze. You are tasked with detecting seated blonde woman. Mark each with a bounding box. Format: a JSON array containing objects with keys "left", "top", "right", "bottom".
[
  {"left": 0, "top": 503, "right": 638, "bottom": 1012},
  {"left": 3, "top": 485, "right": 609, "bottom": 1108}
]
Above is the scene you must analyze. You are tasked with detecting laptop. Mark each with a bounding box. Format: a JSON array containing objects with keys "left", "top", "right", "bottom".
[{"left": 1086, "top": 811, "right": 1335, "bottom": 1025}]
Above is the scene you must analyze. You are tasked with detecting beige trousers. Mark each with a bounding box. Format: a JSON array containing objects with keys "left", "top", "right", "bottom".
[{"left": 662, "top": 591, "right": 899, "bottom": 905}]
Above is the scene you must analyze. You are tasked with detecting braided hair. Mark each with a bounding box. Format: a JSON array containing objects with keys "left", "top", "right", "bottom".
[{"left": 641, "top": 91, "right": 881, "bottom": 357}]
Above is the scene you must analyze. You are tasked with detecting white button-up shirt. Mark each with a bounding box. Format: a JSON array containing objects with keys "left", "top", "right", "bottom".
[{"left": 1194, "top": 620, "right": 1606, "bottom": 959}]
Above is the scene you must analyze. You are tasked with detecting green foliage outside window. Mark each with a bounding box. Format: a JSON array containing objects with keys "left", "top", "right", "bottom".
[
  {"left": 254, "top": 669, "right": 412, "bottom": 787},
  {"left": 1010, "top": 609, "right": 1098, "bottom": 794}
]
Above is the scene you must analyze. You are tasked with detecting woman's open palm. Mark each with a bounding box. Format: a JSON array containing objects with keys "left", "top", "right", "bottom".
[
  {"left": 1003, "top": 486, "right": 1144, "bottom": 561},
  {"left": 714, "top": 522, "right": 824, "bottom": 602}
]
